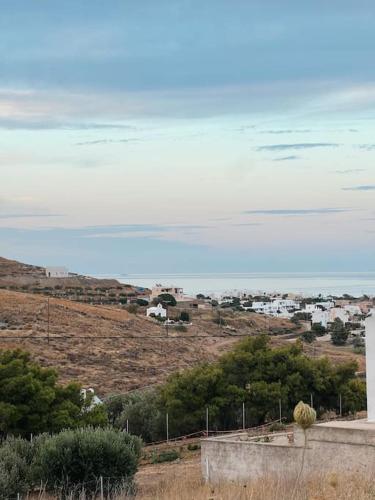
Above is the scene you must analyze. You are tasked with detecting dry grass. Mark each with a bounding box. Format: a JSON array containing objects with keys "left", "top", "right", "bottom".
[
  {"left": 135, "top": 459, "right": 375, "bottom": 500},
  {"left": 0, "top": 289, "right": 298, "bottom": 394}
]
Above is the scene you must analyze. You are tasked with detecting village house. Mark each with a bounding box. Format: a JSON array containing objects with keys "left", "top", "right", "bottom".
[{"left": 150, "top": 284, "right": 185, "bottom": 302}]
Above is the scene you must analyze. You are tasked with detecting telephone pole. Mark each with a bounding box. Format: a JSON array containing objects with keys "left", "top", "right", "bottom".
[{"left": 47, "top": 298, "right": 50, "bottom": 344}]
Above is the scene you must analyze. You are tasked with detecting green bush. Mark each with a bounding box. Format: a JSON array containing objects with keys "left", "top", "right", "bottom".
[
  {"left": 33, "top": 426, "right": 142, "bottom": 496},
  {"left": 187, "top": 443, "right": 201, "bottom": 451},
  {"left": 0, "top": 437, "right": 33, "bottom": 499},
  {"left": 151, "top": 449, "right": 180, "bottom": 464},
  {"left": 179, "top": 311, "right": 190, "bottom": 322}
]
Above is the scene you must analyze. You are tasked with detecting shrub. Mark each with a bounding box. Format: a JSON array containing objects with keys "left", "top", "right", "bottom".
[
  {"left": 33, "top": 426, "right": 142, "bottom": 496},
  {"left": 301, "top": 330, "right": 316, "bottom": 343},
  {"left": 0, "top": 437, "right": 33, "bottom": 499},
  {"left": 179, "top": 311, "right": 190, "bottom": 322},
  {"left": 187, "top": 443, "right": 201, "bottom": 451},
  {"left": 174, "top": 325, "right": 187, "bottom": 332},
  {"left": 151, "top": 449, "right": 180, "bottom": 464},
  {"left": 330, "top": 318, "right": 349, "bottom": 346},
  {"left": 136, "top": 299, "right": 149, "bottom": 306},
  {"left": 126, "top": 304, "right": 138, "bottom": 314}
]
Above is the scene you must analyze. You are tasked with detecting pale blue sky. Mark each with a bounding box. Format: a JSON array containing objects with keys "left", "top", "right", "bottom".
[{"left": 0, "top": 1, "right": 374, "bottom": 273}]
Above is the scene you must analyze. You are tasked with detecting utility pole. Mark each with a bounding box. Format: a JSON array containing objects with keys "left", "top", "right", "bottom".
[
  {"left": 165, "top": 304, "right": 169, "bottom": 337},
  {"left": 47, "top": 298, "right": 50, "bottom": 344},
  {"left": 206, "top": 407, "right": 209, "bottom": 436},
  {"left": 242, "top": 402, "right": 245, "bottom": 430},
  {"left": 279, "top": 398, "right": 282, "bottom": 423}
]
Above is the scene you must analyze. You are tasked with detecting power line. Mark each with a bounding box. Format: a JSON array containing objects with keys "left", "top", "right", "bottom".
[{"left": 0, "top": 333, "right": 255, "bottom": 340}]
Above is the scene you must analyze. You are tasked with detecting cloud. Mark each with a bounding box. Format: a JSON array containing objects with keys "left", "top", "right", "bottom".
[
  {"left": 333, "top": 169, "right": 366, "bottom": 174},
  {"left": 232, "top": 222, "right": 263, "bottom": 226},
  {"left": 342, "top": 185, "right": 375, "bottom": 191},
  {"left": 0, "top": 118, "right": 136, "bottom": 130},
  {"left": 0, "top": 213, "right": 63, "bottom": 219},
  {"left": 272, "top": 155, "right": 300, "bottom": 162},
  {"left": 80, "top": 223, "right": 213, "bottom": 239},
  {"left": 257, "top": 143, "right": 339, "bottom": 152},
  {"left": 75, "top": 138, "right": 139, "bottom": 146},
  {"left": 259, "top": 129, "right": 311, "bottom": 134},
  {"left": 243, "top": 208, "right": 352, "bottom": 216},
  {"left": 358, "top": 144, "right": 375, "bottom": 151}
]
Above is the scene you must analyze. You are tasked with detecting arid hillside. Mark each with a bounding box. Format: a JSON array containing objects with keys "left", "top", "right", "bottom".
[
  {"left": 0, "top": 256, "right": 148, "bottom": 302},
  {"left": 0, "top": 288, "right": 299, "bottom": 395},
  {"left": 0, "top": 257, "right": 364, "bottom": 397}
]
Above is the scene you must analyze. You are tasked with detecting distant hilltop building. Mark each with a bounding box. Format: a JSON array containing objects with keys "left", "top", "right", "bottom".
[
  {"left": 150, "top": 284, "right": 185, "bottom": 302},
  {"left": 45, "top": 266, "right": 69, "bottom": 278}
]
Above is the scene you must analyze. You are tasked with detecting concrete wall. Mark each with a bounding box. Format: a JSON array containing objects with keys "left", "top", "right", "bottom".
[
  {"left": 202, "top": 423, "right": 375, "bottom": 484},
  {"left": 202, "top": 433, "right": 304, "bottom": 483}
]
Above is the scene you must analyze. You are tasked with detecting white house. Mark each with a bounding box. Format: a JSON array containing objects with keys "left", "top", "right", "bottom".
[
  {"left": 344, "top": 304, "right": 362, "bottom": 316},
  {"left": 80, "top": 388, "right": 102, "bottom": 410},
  {"left": 146, "top": 303, "right": 167, "bottom": 318},
  {"left": 45, "top": 266, "right": 69, "bottom": 278},
  {"left": 329, "top": 307, "right": 350, "bottom": 324},
  {"left": 303, "top": 301, "right": 335, "bottom": 313},
  {"left": 311, "top": 309, "right": 329, "bottom": 328}
]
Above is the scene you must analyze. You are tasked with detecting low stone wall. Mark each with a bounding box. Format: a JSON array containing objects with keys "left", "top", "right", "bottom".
[{"left": 201, "top": 420, "right": 375, "bottom": 483}]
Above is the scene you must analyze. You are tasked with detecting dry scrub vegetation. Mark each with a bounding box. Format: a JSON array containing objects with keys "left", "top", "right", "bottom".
[
  {"left": 135, "top": 460, "right": 375, "bottom": 500},
  {"left": 0, "top": 289, "right": 296, "bottom": 394}
]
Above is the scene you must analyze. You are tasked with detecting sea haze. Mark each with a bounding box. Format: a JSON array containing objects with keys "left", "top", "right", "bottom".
[{"left": 95, "top": 272, "right": 375, "bottom": 297}]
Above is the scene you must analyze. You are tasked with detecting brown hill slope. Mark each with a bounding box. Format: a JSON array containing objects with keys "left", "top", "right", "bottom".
[
  {"left": 0, "top": 289, "right": 297, "bottom": 395},
  {"left": 0, "top": 256, "right": 147, "bottom": 300}
]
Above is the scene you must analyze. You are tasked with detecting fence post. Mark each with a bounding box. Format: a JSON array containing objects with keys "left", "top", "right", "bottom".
[
  {"left": 310, "top": 393, "right": 313, "bottom": 409},
  {"left": 206, "top": 407, "right": 209, "bottom": 436},
  {"left": 339, "top": 393, "right": 342, "bottom": 417},
  {"left": 242, "top": 402, "right": 245, "bottom": 430},
  {"left": 100, "top": 475, "right": 104, "bottom": 500},
  {"left": 126, "top": 419, "right": 129, "bottom": 433},
  {"left": 279, "top": 398, "right": 282, "bottom": 423},
  {"left": 166, "top": 412, "right": 169, "bottom": 443}
]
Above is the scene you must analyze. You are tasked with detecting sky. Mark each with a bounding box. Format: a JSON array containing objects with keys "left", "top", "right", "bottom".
[{"left": 0, "top": 0, "right": 374, "bottom": 274}]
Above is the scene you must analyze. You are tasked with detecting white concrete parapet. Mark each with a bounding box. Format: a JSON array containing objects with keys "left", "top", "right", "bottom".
[{"left": 366, "top": 310, "right": 375, "bottom": 422}]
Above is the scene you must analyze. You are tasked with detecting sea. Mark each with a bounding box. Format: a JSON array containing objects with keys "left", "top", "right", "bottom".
[{"left": 96, "top": 272, "right": 375, "bottom": 298}]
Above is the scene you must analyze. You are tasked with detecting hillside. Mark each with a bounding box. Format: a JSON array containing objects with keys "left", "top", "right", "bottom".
[
  {"left": 0, "top": 257, "right": 364, "bottom": 396},
  {"left": 0, "top": 256, "right": 148, "bottom": 302},
  {"left": 0, "top": 287, "right": 301, "bottom": 395}
]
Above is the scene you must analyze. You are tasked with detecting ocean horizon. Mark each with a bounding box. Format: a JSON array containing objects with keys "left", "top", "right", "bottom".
[{"left": 94, "top": 272, "right": 375, "bottom": 298}]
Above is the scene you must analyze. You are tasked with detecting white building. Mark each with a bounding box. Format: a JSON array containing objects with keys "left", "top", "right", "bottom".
[
  {"left": 311, "top": 309, "right": 329, "bottom": 328},
  {"left": 146, "top": 303, "right": 167, "bottom": 318},
  {"left": 249, "top": 299, "right": 299, "bottom": 318},
  {"left": 303, "top": 301, "right": 335, "bottom": 313},
  {"left": 150, "top": 284, "right": 185, "bottom": 302},
  {"left": 344, "top": 304, "right": 362, "bottom": 316},
  {"left": 329, "top": 307, "right": 350, "bottom": 324},
  {"left": 80, "top": 388, "right": 102, "bottom": 410},
  {"left": 45, "top": 266, "right": 69, "bottom": 278},
  {"left": 366, "top": 311, "right": 375, "bottom": 421}
]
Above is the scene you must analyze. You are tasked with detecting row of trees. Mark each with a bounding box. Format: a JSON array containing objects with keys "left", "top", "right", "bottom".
[{"left": 106, "top": 335, "right": 366, "bottom": 442}]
